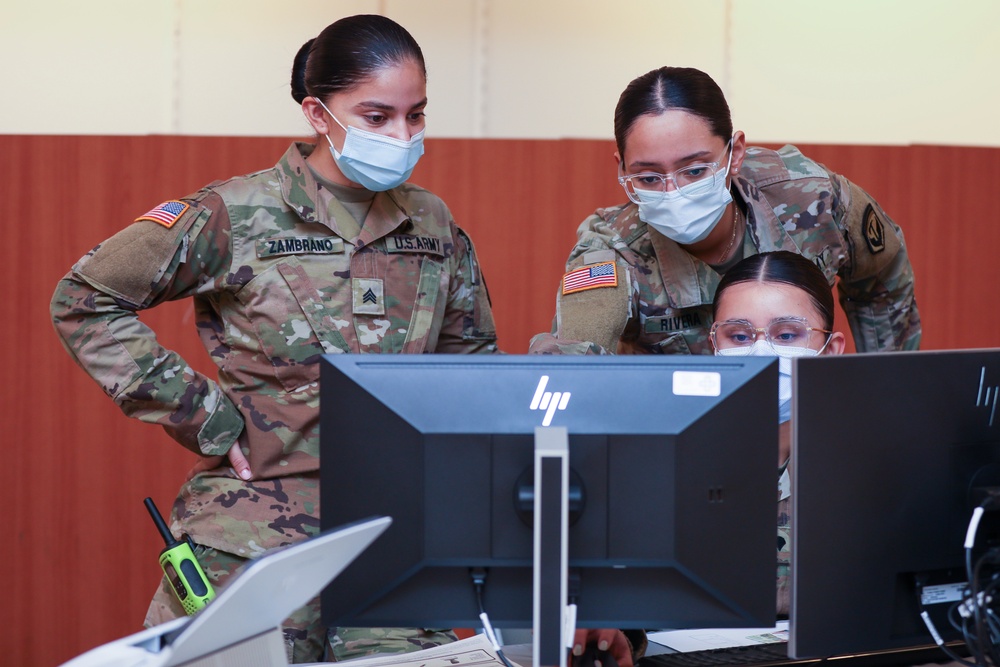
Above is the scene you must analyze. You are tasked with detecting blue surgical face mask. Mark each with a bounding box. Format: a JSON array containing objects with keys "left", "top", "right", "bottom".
[
  {"left": 716, "top": 339, "right": 820, "bottom": 424},
  {"left": 634, "top": 140, "right": 734, "bottom": 245},
  {"left": 315, "top": 98, "right": 425, "bottom": 192}
]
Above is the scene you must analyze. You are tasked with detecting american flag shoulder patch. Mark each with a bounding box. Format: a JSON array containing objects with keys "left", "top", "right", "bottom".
[
  {"left": 561, "top": 261, "right": 618, "bottom": 295},
  {"left": 135, "top": 200, "right": 190, "bottom": 228}
]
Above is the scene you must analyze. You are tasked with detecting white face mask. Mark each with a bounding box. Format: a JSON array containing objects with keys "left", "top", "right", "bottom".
[
  {"left": 716, "top": 339, "right": 820, "bottom": 424},
  {"left": 314, "top": 98, "right": 425, "bottom": 191},
  {"left": 635, "top": 143, "right": 734, "bottom": 245}
]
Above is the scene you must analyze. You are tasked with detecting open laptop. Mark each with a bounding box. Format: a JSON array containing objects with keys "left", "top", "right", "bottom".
[{"left": 62, "top": 516, "right": 392, "bottom": 667}]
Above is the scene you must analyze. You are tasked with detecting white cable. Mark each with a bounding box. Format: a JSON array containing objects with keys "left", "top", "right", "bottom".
[
  {"left": 564, "top": 603, "right": 578, "bottom": 648},
  {"left": 921, "top": 610, "right": 946, "bottom": 646},
  {"left": 967, "top": 506, "right": 985, "bottom": 549},
  {"left": 479, "top": 612, "right": 503, "bottom": 652}
]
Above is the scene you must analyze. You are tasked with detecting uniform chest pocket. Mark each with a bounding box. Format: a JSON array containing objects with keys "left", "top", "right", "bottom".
[
  {"left": 360, "top": 254, "right": 449, "bottom": 353},
  {"left": 236, "top": 257, "right": 351, "bottom": 392},
  {"left": 650, "top": 332, "right": 694, "bottom": 354}
]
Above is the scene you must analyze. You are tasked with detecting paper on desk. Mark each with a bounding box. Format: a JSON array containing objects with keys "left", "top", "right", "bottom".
[
  {"left": 647, "top": 620, "right": 789, "bottom": 653},
  {"left": 322, "top": 633, "right": 523, "bottom": 667}
]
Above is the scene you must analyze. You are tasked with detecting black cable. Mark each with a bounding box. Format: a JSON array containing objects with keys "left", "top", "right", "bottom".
[
  {"left": 973, "top": 555, "right": 990, "bottom": 665},
  {"left": 917, "top": 592, "right": 980, "bottom": 666},
  {"left": 985, "top": 610, "right": 1000, "bottom": 650},
  {"left": 972, "top": 551, "right": 1000, "bottom": 666},
  {"left": 470, "top": 568, "right": 517, "bottom": 667},
  {"left": 961, "top": 615, "right": 984, "bottom": 667},
  {"left": 950, "top": 599, "right": 970, "bottom": 634},
  {"left": 981, "top": 573, "right": 1000, "bottom": 652},
  {"left": 963, "top": 500, "right": 1000, "bottom": 666}
]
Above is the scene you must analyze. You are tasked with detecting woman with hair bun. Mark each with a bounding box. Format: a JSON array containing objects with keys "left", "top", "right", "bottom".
[
  {"left": 530, "top": 66, "right": 920, "bottom": 357},
  {"left": 51, "top": 14, "right": 497, "bottom": 663},
  {"left": 710, "top": 250, "right": 846, "bottom": 617}
]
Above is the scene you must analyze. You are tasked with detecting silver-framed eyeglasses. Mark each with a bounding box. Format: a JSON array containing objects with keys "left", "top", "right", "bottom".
[
  {"left": 710, "top": 317, "right": 833, "bottom": 354},
  {"left": 618, "top": 140, "right": 733, "bottom": 204}
]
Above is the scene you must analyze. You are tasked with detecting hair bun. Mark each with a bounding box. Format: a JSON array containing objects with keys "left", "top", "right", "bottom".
[{"left": 290, "top": 38, "right": 316, "bottom": 104}]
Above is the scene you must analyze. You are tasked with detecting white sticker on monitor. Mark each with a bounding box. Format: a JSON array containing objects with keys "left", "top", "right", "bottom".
[
  {"left": 921, "top": 582, "right": 966, "bottom": 606},
  {"left": 672, "top": 371, "right": 721, "bottom": 397}
]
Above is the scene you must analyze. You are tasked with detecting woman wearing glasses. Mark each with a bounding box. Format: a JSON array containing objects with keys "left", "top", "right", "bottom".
[
  {"left": 529, "top": 66, "right": 919, "bottom": 355},
  {"left": 711, "top": 249, "right": 845, "bottom": 616}
]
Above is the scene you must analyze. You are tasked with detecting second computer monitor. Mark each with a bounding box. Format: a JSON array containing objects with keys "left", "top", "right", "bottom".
[{"left": 792, "top": 348, "right": 1000, "bottom": 658}]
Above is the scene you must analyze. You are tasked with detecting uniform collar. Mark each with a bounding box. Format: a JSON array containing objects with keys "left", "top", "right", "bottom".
[
  {"left": 733, "top": 174, "right": 803, "bottom": 255},
  {"left": 276, "top": 142, "right": 414, "bottom": 242}
]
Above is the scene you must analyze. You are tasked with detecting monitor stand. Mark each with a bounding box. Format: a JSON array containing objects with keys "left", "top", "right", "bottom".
[{"left": 532, "top": 426, "right": 575, "bottom": 667}]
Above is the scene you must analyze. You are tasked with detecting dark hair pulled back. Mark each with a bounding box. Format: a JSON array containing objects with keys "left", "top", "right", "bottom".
[
  {"left": 614, "top": 67, "right": 732, "bottom": 158},
  {"left": 712, "top": 251, "right": 836, "bottom": 330},
  {"left": 290, "top": 14, "right": 426, "bottom": 104}
]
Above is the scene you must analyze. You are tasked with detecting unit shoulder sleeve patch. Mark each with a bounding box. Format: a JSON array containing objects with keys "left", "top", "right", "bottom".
[{"left": 863, "top": 204, "right": 886, "bottom": 254}]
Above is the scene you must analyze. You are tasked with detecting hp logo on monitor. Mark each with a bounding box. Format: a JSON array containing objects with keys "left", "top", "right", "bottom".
[
  {"left": 977, "top": 366, "right": 999, "bottom": 427},
  {"left": 529, "top": 376, "right": 571, "bottom": 426}
]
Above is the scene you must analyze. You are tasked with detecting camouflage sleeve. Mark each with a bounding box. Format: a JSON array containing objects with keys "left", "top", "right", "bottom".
[
  {"left": 776, "top": 495, "right": 791, "bottom": 618},
  {"left": 433, "top": 224, "right": 499, "bottom": 353},
  {"left": 49, "top": 194, "right": 245, "bottom": 456},
  {"left": 835, "top": 177, "right": 921, "bottom": 352},
  {"left": 527, "top": 331, "right": 609, "bottom": 355},
  {"left": 527, "top": 215, "right": 631, "bottom": 355}
]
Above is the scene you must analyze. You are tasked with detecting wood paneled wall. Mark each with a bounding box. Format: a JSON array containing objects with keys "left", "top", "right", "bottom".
[{"left": 3, "top": 135, "right": 996, "bottom": 666}]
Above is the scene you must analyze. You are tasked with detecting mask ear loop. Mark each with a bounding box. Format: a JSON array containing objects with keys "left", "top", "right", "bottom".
[
  {"left": 722, "top": 136, "right": 736, "bottom": 187},
  {"left": 310, "top": 97, "right": 351, "bottom": 156},
  {"left": 816, "top": 332, "right": 833, "bottom": 355},
  {"left": 313, "top": 97, "right": 348, "bottom": 133},
  {"left": 617, "top": 162, "right": 642, "bottom": 205}
]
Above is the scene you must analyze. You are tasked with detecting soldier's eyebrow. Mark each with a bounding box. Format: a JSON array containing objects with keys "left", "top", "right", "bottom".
[
  {"left": 628, "top": 150, "right": 715, "bottom": 172},
  {"left": 674, "top": 149, "right": 715, "bottom": 163},
  {"left": 353, "top": 100, "right": 394, "bottom": 112},
  {"left": 627, "top": 159, "right": 662, "bottom": 170},
  {"left": 353, "top": 98, "right": 428, "bottom": 113}
]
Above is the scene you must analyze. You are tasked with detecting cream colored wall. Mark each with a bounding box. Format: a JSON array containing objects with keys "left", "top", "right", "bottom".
[{"left": 4, "top": 0, "right": 999, "bottom": 145}]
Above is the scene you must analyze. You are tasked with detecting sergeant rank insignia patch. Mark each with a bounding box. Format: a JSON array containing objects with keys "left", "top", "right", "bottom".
[
  {"left": 352, "top": 278, "right": 385, "bottom": 315},
  {"left": 863, "top": 204, "right": 885, "bottom": 254},
  {"left": 562, "top": 261, "right": 617, "bottom": 295},
  {"left": 136, "top": 200, "right": 189, "bottom": 229}
]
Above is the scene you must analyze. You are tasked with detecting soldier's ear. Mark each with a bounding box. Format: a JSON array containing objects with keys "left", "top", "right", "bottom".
[
  {"left": 825, "top": 331, "right": 847, "bottom": 356},
  {"left": 612, "top": 151, "right": 624, "bottom": 182},
  {"left": 301, "top": 97, "right": 330, "bottom": 136},
  {"left": 730, "top": 131, "right": 747, "bottom": 175}
]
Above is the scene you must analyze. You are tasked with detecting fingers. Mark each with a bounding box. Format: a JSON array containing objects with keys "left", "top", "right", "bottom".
[
  {"left": 608, "top": 633, "right": 632, "bottom": 667},
  {"left": 227, "top": 443, "right": 252, "bottom": 480},
  {"left": 593, "top": 628, "right": 618, "bottom": 652},
  {"left": 572, "top": 629, "right": 589, "bottom": 656},
  {"left": 568, "top": 629, "right": 632, "bottom": 667}
]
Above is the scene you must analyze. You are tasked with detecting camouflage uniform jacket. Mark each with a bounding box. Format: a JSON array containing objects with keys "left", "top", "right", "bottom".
[
  {"left": 529, "top": 145, "right": 921, "bottom": 355},
  {"left": 51, "top": 142, "right": 498, "bottom": 557}
]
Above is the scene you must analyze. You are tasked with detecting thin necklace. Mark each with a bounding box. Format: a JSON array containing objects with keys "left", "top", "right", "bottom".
[{"left": 716, "top": 205, "right": 742, "bottom": 265}]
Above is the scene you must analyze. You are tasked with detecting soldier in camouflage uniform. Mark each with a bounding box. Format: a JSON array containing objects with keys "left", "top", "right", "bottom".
[
  {"left": 50, "top": 15, "right": 496, "bottom": 664},
  {"left": 529, "top": 67, "right": 919, "bottom": 356},
  {"left": 528, "top": 67, "right": 916, "bottom": 622},
  {"left": 709, "top": 251, "right": 848, "bottom": 618}
]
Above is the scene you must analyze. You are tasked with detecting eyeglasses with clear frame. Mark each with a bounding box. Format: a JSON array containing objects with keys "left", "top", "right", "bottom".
[
  {"left": 710, "top": 317, "right": 833, "bottom": 355},
  {"left": 618, "top": 139, "right": 733, "bottom": 204}
]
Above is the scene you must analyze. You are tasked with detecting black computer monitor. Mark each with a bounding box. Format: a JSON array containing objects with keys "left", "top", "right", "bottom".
[
  {"left": 319, "top": 354, "right": 778, "bottom": 630},
  {"left": 791, "top": 348, "right": 1000, "bottom": 659}
]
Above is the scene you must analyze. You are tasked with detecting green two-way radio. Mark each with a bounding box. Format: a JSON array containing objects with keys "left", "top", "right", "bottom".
[{"left": 143, "top": 497, "right": 216, "bottom": 615}]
